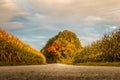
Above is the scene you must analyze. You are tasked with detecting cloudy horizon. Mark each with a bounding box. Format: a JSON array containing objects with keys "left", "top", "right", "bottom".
[{"left": 0, "top": 0, "right": 120, "bottom": 50}]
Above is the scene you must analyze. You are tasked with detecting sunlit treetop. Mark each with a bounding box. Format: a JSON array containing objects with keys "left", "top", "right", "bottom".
[{"left": 41, "top": 30, "right": 83, "bottom": 63}]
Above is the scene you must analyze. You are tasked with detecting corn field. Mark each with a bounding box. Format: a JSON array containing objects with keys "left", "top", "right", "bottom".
[
  {"left": 0, "top": 28, "right": 46, "bottom": 65},
  {"left": 74, "top": 29, "right": 120, "bottom": 63}
]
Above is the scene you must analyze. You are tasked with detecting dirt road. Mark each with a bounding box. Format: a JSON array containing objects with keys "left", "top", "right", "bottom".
[{"left": 0, "top": 64, "right": 120, "bottom": 80}]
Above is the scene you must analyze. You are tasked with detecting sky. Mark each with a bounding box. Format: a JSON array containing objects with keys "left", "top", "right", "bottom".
[{"left": 0, "top": 0, "right": 120, "bottom": 50}]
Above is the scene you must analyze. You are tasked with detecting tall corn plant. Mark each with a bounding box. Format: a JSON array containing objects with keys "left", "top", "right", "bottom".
[
  {"left": 0, "top": 28, "right": 46, "bottom": 65},
  {"left": 74, "top": 29, "right": 120, "bottom": 63}
]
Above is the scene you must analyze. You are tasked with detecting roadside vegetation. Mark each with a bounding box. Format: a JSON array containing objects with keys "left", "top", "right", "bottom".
[
  {"left": 0, "top": 28, "right": 46, "bottom": 66},
  {"left": 41, "top": 30, "right": 83, "bottom": 63},
  {"left": 74, "top": 29, "right": 120, "bottom": 64},
  {"left": 0, "top": 26, "right": 119, "bottom": 66}
]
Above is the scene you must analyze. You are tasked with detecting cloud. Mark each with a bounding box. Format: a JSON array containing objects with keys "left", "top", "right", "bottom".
[
  {"left": 34, "top": 36, "right": 47, "bottom": 39},
  {"left": 109, "top": 25, "right": 120, "bottom": 30},
  {"left": 2, "top": 22, "right": 23, "bottom": 30},
  {"left": 26, "top": 0, "right": 120, "bottom": 15},
  {"left": 84, "top": 16, "right": 106, "bottom": 23},
  {"left": 80, "top": 36, "right": 99, "bottom": 46},
  {"left": 14, "top": 0, "right": 120, "bottom": 27},
  {"left": 39, "top": 25, "right": 61, "bottom": 31},
  {"left": 26, "top": 13, "right": 49, "bottom": 23},
  {"left": 13, "top": 0, "right": 120, "bottom": 25},
  {"left": 0, "top": 0, "right": 27, "bottom": 23}
]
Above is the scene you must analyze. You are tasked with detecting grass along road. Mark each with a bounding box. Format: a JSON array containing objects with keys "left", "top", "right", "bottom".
[{"left": 0, "top": 63, "right": 120, "bottom": 80}]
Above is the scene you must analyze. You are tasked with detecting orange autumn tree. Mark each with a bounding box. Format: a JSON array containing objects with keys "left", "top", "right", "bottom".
[{"left": 41, "top": 30, "right": 83, "bottom": 63}]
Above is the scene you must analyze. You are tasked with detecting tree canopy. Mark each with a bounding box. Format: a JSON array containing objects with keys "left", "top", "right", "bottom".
[{"left": 41, "top": 30, "right": 82, "bottom": 63}]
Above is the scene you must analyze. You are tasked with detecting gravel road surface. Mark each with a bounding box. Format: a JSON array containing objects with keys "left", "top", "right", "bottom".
[{"left": 0, "top": 63, "right": 120, "bottom": 80}]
